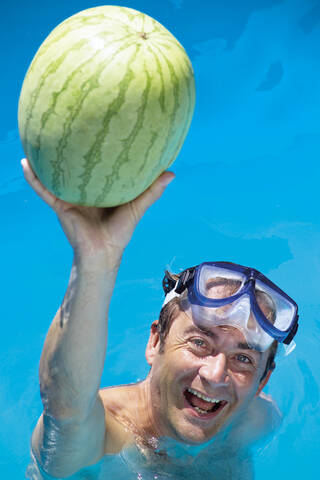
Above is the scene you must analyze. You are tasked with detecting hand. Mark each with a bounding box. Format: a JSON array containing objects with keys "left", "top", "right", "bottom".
[{"left": 21, "top": 158, "right": 174, "bottom": 261}]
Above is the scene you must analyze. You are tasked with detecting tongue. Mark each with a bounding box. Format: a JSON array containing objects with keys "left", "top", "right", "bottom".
[{"left": 185, "top": 390, "right": 216, "bottom": 412}]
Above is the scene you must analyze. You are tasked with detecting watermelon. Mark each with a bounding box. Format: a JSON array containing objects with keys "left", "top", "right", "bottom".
[{"left": 18, "top": 6, "right": 195, "bottom": 206}]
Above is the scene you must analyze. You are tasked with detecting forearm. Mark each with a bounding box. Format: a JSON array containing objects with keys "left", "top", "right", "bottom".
[
  {"left": 22, "top": 155, "right": 172, "bottom": 422},
  {"left": 39, "top": 251, "right": 122, "bottom": 420}
]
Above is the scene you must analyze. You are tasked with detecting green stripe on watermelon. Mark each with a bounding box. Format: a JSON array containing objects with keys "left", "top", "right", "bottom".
[
  {"left": 151, "top": 46, "right": 167, "bottom": 114},
  {"left": 150, "top": 43, "right": 187, "bottom": 166},
  {"left": 22, "top": 39, "right": 87, "bottom": 156},
  {"left": 79, "top": 45, "right": 142, "bottom": 205},
  {"left": 93, "top": 54, "right": 155, "bottom": 206},
  {"left": 52, "top": 58, "right": 109, "bottom": 196}
]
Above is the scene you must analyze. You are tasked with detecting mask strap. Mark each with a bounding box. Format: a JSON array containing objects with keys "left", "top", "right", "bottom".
[
  {"left": 162, "top": 288, "right": 181, "bottom": 307},
  {"left": 162, "top": 267, "right": 196, "bottom": 307},
  {"left": 283, "top": 340, "right": 296, "bottom": 356}
]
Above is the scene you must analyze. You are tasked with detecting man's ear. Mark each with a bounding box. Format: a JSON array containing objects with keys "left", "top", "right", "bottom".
[
  {"left": 255, "top": 364, "right": 275, "bottom": 397},
  {"left": 145, "top": 320, "right": 161, "bottom": 366}
]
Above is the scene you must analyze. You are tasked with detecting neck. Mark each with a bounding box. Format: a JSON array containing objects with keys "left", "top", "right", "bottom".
[{"left": 133, "top": 378, "right": 166, "bottom": 442}]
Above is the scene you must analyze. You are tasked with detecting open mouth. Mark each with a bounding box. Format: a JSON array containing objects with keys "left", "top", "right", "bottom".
[{"left": 184, "top": 387, "right": 228, "bottom": 417}]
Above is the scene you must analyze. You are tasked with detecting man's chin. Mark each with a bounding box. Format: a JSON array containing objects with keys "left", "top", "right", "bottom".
[{"left": 168, "top": 410, "right": 227, "bottom": 445}]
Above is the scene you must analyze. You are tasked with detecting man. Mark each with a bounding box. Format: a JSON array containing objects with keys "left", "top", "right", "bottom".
[{"left": 22, "top": 158, "right": 298, "bottom": 480}]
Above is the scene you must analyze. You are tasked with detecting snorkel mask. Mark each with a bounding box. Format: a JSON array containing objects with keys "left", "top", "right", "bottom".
[{"left": 162, "top": 262, "right": 299, "bottom": 354}]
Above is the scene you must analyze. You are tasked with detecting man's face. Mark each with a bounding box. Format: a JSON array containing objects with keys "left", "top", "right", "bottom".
[{"left": 146, "top": 308, "right": 272, "bottom": 445}]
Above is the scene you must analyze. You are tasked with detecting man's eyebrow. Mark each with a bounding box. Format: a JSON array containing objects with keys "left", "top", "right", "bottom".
[
  {"left": 183, "top": 326, "right": 261, "bottom": 353},
  {"left": 237, "top": 342, "right": 258, "bottom": 352},
  {"left": 183, "top": 325, "right": 216, "bottom": 339}
]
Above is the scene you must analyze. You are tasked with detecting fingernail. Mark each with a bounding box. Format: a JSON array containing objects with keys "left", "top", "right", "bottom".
[{"left": 161, "top": 173, "right": 175, "bottom": 187}]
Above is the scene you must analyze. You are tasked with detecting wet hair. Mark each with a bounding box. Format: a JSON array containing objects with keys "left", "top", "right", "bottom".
[
  {"left": 157, "top": 289, "right": 277, "bottom": 383},
  {"left": 157, "top": 296, "right": 181, "bottom": 349}
]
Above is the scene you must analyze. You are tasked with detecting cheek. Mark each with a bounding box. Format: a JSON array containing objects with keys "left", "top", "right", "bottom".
[
  {"left": 231, "top": 371, "right": 261, "bottom": 398},
  {"left": 161, "top": 348, "right": 201, "bottom": 390},
  {"left": 170, "top": 348, "right": 202, "bottom": 376},
  {"left": 151, "top": 348, "right": 188, "bottom": 385}
]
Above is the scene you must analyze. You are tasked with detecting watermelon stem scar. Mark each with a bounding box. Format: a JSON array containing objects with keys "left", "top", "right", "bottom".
[{"left": 139, "top": 32, "right": 148, "bottom": 40}]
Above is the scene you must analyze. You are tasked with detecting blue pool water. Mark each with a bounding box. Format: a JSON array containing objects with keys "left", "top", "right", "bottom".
[{"left": 1, "top": 0, "right": 320, "bottom": 477}]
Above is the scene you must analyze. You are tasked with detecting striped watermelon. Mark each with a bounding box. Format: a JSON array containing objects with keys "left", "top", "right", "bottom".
[{"left": 18, "top": 6, "right": 195, "bottom": 206}]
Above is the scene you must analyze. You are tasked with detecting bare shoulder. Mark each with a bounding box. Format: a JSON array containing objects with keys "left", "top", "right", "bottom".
[
  {"left": 253, "top": 391, "right": 283, "bottom": 437},
  {"left": 229, "top": 393, "right": 283, "bottom": 447},
  {"left": 99, "top": 384, "right": 138, "bottom": 454}
]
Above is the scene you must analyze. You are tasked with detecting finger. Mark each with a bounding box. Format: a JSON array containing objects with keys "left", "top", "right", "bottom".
[
  {"left": 131, "top": 171, "right": 175, "bottom": 219},
  {"left": 21, "top": 158, "right": 63, "bottom": 211}
]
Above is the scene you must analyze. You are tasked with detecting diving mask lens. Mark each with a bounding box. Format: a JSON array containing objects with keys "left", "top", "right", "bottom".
[
  {"left": 254, "top": 279, "right": 297, "bottom": 333},
  {"left": 186, "top": 272, "right": 275, "bottom": 351},
  {"left": 197, "top": 264, "right": 247, "bottom": 299}
]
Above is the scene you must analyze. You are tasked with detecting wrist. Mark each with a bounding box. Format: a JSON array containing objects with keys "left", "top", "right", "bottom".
[{"left": 73, "top": 247, "right": 123, "bottom": 275}]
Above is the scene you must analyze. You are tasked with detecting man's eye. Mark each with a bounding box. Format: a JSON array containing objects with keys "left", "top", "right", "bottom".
[
  {"left": 190, "top": 338, "right": 207, "bottom": 350},
  {"left": 236, "top": 354, "right": 252, "bottom": 364}
]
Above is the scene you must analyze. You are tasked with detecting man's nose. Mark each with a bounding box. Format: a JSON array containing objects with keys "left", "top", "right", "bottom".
[{"left": 198, "top": 353, "right": 230, "bottom": 387}]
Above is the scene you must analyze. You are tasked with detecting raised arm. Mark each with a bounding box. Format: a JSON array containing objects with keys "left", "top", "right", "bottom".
[{"left": 22, "top": 158, "right": 174, "bottom": 477}]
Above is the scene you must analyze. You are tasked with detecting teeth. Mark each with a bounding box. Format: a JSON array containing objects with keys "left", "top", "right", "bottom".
[
  {"left": 194, "top": 406, "right": 209, "bottom": 414},
  {"left": 187, "top": 388, "right": 222, "bottom": 404}
]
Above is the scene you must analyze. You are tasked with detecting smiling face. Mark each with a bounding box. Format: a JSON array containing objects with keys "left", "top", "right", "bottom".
[{"left": 145, "top": 308, "right": 272, "bottom": 445}]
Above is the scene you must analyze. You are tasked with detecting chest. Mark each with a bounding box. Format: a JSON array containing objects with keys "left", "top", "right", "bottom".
[{"left": 112, "top": 444, "right": 251, "bottom": 480}]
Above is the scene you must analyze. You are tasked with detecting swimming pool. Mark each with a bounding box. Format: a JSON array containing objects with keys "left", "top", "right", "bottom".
[{"left": 1, "top": 0, "right": 319, "bottom": 477}]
